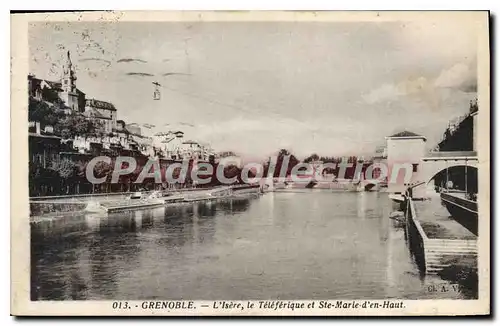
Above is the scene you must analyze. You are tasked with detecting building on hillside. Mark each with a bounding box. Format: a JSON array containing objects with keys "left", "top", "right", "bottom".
[
  {"left": 129, "top": 133, "right": 155, "bottom": 157},
  {"left": 28, "top": 51, "right": 86, "bottom": 112},
  {"left": 217, "top": 151, "right": 242, "bottom": 168},
  {"left": 437, "top": 99, "right": 478, "bottom": 153},
  {"left": 126, "top": 123, "right": 142, "bottom": 136},
  {"left": 178, "top": 140, "right": 204, "bottom": 160},
  {"left": 28, "top": 50, "right": 119, "bottom": 137},
  {"left": 28, "top": 122, "right": 61, "bottom": 169},
  {"left": 152, "top": 130, "right": 184, "bottom": 159},
  {"left": 198, "top": 142, "right": 215, "bottom": 162},
  {"left": 84, "top": 99, "right": 117, "bottom": 133}
]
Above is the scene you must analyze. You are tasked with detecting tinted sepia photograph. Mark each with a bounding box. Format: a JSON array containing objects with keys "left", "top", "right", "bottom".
[{"left": 11, "top": 11, "right": 490, "bottom": 316}]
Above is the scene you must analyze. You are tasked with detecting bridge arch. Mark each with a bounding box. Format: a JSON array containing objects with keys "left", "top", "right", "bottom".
[
  {"left": 363, "top": 181, "right": 378, "bottom": 191},
  {"left": 419, "top": 152, "right": 478, "bottom": 195},
  {"left": 426, "top": 165, "right": 478, "bottom": 192}
]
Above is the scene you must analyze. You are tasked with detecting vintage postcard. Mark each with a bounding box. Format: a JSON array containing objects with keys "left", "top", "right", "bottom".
[{"left": 11, "top": 11, "right": 490, "bottom": 316}]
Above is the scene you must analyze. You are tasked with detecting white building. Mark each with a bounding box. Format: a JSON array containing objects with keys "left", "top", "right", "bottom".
[
  {"left": 152, "top": 130, "right": 184, "bottom": 159},
  {"left": 126, "top": 123, "right": 142, "bottom": 136},
  {"left": 84, "top": 99, "right": 117, "bottom": 134},
  {"left": 385, "top": 131, "right": 426, "bottom": 194},
  {"left": 152, "top": 130, "right": 214, "bottom": 161}
]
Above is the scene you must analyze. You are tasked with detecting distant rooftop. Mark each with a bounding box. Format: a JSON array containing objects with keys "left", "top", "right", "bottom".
[
  {"left": 388, "top": 130, "right": 426, "bottom": 140},
  {"left": 389, "top": 131, "right": 421, "bottom": 138},
  {"left": 85, "top": 98, "right": 116, "bottom": 111},
  {"left": 84, "top": 107, "right": 111, "bottom": 120},
  {"left": 182, "top": 140, "right": 200, "bottom": 145}
]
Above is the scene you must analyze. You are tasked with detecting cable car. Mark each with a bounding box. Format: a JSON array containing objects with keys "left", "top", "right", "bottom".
[{"left": 152, "top": 81, "right": 161, "bottom": 100}]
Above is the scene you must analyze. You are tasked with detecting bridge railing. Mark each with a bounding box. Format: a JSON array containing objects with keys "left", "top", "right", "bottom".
[
  {"left": 424, "top": 151, "right": 478, "bottom": 159},
  {"left": 404, "top": 181, "right": 426, "bottom": 199}
]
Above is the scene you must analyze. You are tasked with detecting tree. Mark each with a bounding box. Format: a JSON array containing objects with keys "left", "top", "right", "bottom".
[
  {"left": 55, "top": 112, "right": 100, "bottom": 139},
  {"left": 29, "top": 161, "right": 44, "bottom": 196},
  {"left": 51, "top": 158, "right": 76, "bottom": 179},
  {"left": 29, "top": 97, "right": 102, "bottom": 139},
  {"left": 41, "top": 86, "right": 62, "bottom": 104},
  {"left": 95, "top": 160, "right": 115, "bottom": 192},
  {"left": 304, "top": 153, "right": 319, "bottom": 163},
  {"left": 223, "top": 164, "right": 242, "bottom": 184},
  {"left": 50, "top": 158, "right": 76, "bottom": 194},
  {"left": 263, "top": 148, "right": 300, "bottom": 178},
  {"left": 28, "top": 97, "right": 63, "bottom": 127}
]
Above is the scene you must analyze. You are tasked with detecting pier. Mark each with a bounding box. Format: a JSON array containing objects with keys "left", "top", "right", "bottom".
[
  {"left": 30, "top": 185, "right": 262, "bottom": 216},
  {"left": 405, "top": 196, "right": 477, "bottom": 275}
]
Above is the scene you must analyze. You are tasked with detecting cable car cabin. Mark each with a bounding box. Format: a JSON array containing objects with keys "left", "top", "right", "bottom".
[
  {"left": 153, "top": 89, "right": 161, "bottom": 100},
  {"left": 152, "top": 82, "right": 161, "bottom": 100}
]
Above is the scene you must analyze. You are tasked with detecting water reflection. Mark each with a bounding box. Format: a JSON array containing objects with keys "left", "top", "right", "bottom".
[
  {"left": 196, "top": 201, "right": 217, "bottom": 218},
  {"left": 356, "top": 192, "right": 366, "bottom": 219},
  {"left": 160, "top": 213, "right": 195, "bottom": 248},
  {"left": 31, "top": 218, "right": 90, "bottom": 300},
  {"left": 31, "top": 192, "right": 466, "bottom": 300}
]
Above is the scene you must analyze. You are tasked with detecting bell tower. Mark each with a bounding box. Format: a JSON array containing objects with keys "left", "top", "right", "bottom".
[{"left": 60, "top": 50, "right": 79, "bottom": 111}]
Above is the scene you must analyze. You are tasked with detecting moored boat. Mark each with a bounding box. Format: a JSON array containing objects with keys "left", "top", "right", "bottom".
[
  {"left": 389, "top": 193, "right": 405, "bottom": 203},
  {"left": 440, "top": 191, "right": 478, "bottom": 235}
]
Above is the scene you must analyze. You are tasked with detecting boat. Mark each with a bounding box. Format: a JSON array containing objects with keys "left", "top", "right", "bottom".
[
  {"left": 440, "top": 191, "right": 478, "bottom": 235},
  {"left": 231, "top": 184, "right": 261, "bottom": 194},
  {"left": 183, "top": 194, "right": 215, "bottom": 202},
  {"left": 389, "top": 193, "right": 405, "bottom": 203},
  {"left": 130, "top": 191, "right": 143, "bottom": 199},
  {"left": 104, "top": 200, "right": 165, "bottom": 213},
  {"left": 163, "top": 194, "right": 185, "bottom": 203},
  {"left": 343, "top": 179, "right": 363, "bottom": 192},
  {"left": 273, "top": 181, "right": 289, "bottom": 190},
  {"left": 437, "top": 155, "right": 478, "bottom": 235}
]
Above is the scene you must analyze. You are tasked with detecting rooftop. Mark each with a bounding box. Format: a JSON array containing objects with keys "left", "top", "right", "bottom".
[
  {"left": 390, "top": 131, "right": 422, "bottom": 138},
  {"left": 28, "top": 76, "right": 85, "bottom": 95},
  {"left": 85, "top": 98, "right": 117, "bottom": 111},
  {"left": 28, "top": 132, "right": 61, "bottom": 140},
  {"left": 182, "top": 140, "right": 200, "bottom": 145},
  {"left": 388, "top": 130, "right": 427, "bottom": 140},
  {"left": 84, "top": 107, "right": 111, "bottom": 120}
]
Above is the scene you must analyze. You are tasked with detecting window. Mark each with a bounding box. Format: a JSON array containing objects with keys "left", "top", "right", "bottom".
[{"left": 412, "top": 164, "right": 418, "bottom": 172}]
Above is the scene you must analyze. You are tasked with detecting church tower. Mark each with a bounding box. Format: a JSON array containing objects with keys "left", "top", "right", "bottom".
[{"left": 60, "top": 50, "right": 79, "bottom": 111}]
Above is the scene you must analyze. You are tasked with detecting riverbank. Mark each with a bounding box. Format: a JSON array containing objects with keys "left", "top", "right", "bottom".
[
  {"left": 30, "top": 185, "right": 262, "bottom": 218},
  {"left": 404, "top": 196, "right": 477, "bottom": 297}
]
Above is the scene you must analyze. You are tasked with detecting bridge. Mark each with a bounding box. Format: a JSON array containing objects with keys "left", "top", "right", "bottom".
[
  {"left": 419, "top": 151, "right": 478, "bottom": 184},
  {"left": 410, "top": 151, "right": 478, "bottom": 198}
]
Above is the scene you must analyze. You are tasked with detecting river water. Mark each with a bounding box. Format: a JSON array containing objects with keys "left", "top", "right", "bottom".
[{"left": 31, "top": 190, "right": 466, "bottom": 300}]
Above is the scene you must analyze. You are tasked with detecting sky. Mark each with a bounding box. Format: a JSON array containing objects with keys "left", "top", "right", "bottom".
[{"left": 28, "top": 18, "right": 479, "bottom": 160}]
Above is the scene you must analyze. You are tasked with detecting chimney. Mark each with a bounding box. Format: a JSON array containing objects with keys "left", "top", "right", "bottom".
[{"left": 35, "top": 122, "right": 41, "bottom": 134}]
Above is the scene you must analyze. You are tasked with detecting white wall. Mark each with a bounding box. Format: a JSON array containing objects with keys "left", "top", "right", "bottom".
[
  {"left": 60, "top": 91, "right": 79, "bottom": 111},
  {"left": 386, "top": 138, "right": 425, "bottom": 163},
  {"left": 386, "top": 137, "right": 426, "bottom": 194}
]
